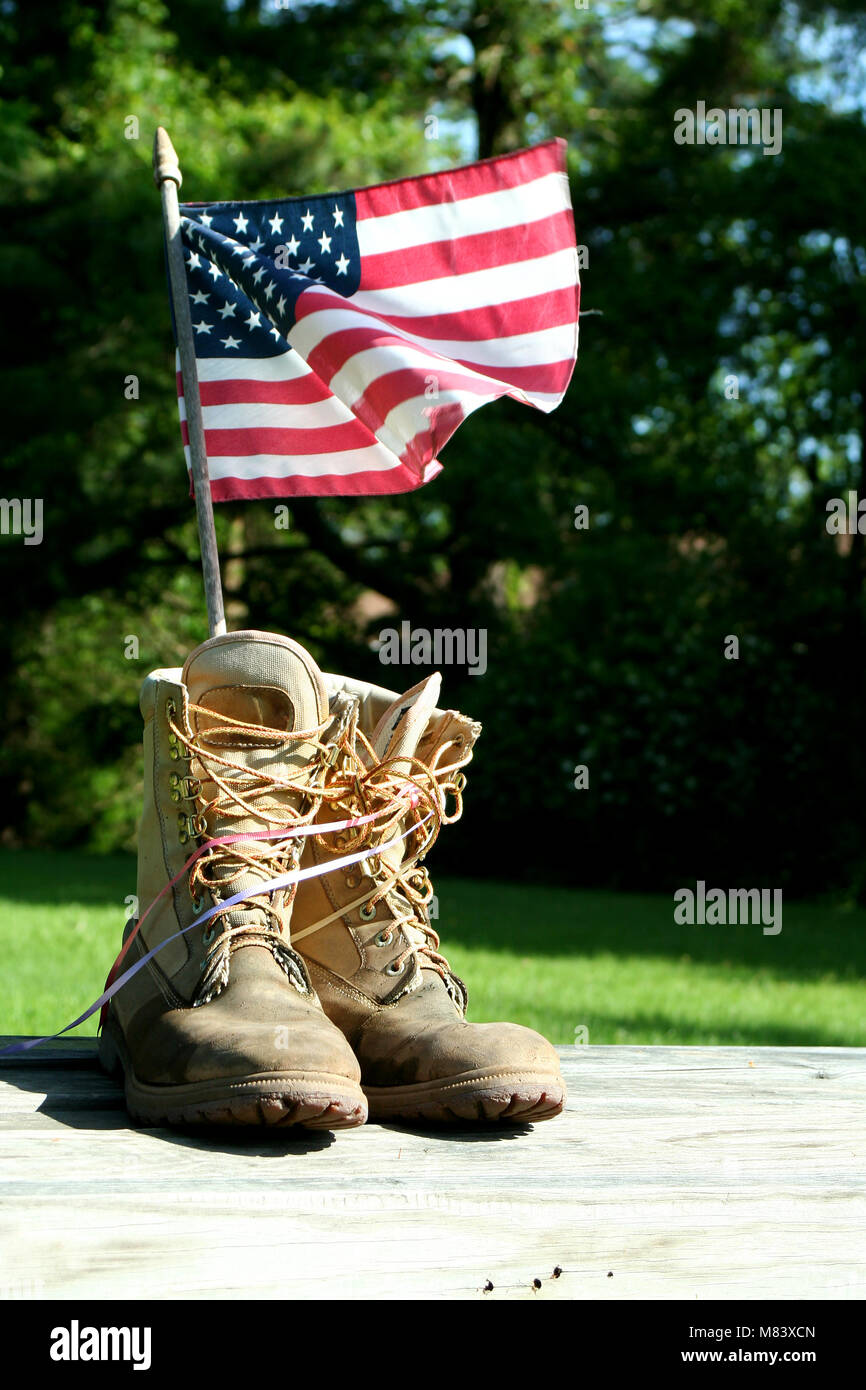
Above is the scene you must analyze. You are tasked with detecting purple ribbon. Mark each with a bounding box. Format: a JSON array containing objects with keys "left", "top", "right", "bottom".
[{"left": 0, "top": 814, "right": 431, "bottom": 1059}]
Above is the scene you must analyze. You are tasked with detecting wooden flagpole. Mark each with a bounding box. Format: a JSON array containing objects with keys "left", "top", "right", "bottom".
[{"left": 153, "top": 126, "right": 227, "bottom": 638}]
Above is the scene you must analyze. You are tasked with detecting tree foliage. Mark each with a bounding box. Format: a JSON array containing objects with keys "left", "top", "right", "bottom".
[{"left": 1, "top": 1, "right": 864, "bottom": 899}]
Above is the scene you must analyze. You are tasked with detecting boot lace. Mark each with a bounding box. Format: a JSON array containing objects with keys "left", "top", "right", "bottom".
[
  {"left": 168, "top": 698, "right": 345, "bottom": 998},
  {"left": 299, "top": 706, "right": 473, "bottom": 992}
]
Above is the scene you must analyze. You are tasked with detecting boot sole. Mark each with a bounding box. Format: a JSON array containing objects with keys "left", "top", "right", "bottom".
[
  {"left": 99, "top": 1022, "right": 367, "bottom": 1131},
  {"left": 363, "top": 1068, "right": 567, "bottom": 1126}
]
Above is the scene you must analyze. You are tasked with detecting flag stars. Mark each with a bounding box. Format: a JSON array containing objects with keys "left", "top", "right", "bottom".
[
  {"left": 270, "top": 325, "right": 282, "bottom": 340},
  {"left": 252, "top": 265, "right": 266, "bottom": 284},
  {"left": 264, "top": 281, "right": 276, "bottom": 300},
  {"left": 250, "top": 236, "right": 264, "bottom": 253},
  {"left": 276, "top": 295, "right": 286, "bottom": 315},
  {"left": 208, "top": 262, "right": 222, "bottom": 280},
  {"left": 190, "top": 289, "right": 210, "bottom": 305},
  {"left": 335, "top": 252, "right": 350, "bottom": 275},
  {"left": 246, "top": 310, "right": 262, "bottom": 329},
  {"left": 217, "top": 301, "right": 238, "bottom": 319},
  {"left": 301, "top": 209, "right": 314, "bottom": 233},
  {"left": 187, "top": 251, "right": 201, "bottom": 270},
  {"left": 269, "top": 212, "right": 284, "bottom": 235},
  {"left": 332, "top": 205, "right": 344, "bottom": 228},
  {"left": 318, "top": 231, "right": 332, "bottom": 255},
  {"left": 299, "top": 257, "right": 314, "bottom": 273},
  {"left": 199, "top": 211, "right": 213, "bottom": 228},
  {"left": 285, "top": 233, "right": 300, "bottom": 257},
  {"left": 193, "top": 321, "right": 213, "bottom": 335},
  {"left": 221, "top": 335, "right": 241, "bottom": 350},
  {"left": 233, "top": 211, "right": 249, "bottom": 235}
]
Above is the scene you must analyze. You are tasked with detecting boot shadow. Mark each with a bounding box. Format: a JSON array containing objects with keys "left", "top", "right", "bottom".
[
  {"left": 0, "top": 1044, "right": 338, "bottom": 1153},
  {"left": 374, "top": 1118, "right": 535, "bottom": 1142}
]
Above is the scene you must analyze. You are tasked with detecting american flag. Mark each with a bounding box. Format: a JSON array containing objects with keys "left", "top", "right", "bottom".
[{"left": 175, "top": 139, "right": 580, "bottom": 500}]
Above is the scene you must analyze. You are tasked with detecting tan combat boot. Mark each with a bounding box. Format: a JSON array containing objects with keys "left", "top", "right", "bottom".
[
  {"left": 292, "top": 670, "right": 567, "bottom": 1125},
  {"left": 99, "top": 630, "right": 367, "bottom": 1129}
]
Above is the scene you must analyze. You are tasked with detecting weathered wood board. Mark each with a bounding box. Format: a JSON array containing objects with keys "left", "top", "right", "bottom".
[{"left": 0, "top": 1043, "right": 863, "bottom": 1300}]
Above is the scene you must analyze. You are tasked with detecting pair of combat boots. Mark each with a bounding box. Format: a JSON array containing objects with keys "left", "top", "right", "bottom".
[{"left": 99, "top": 630, "right": 565, "bottom": 1130}]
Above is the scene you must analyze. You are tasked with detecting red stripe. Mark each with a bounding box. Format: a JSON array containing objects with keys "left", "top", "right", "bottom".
[
  {"left": 201, "top": 420, "right": 374, "bottom": 457},
  {"left": 178, "top": 369, "right": 330, "bottom": 407},
  {"left": 298, "top": 323, "right": 439, "bottom": 388},
  {"left": 208, "top": 461, "right": 439, "bottom": 501},
  {"left": 451, "top": 356, "right": 576, "bottom": 396},
  {"left": 354, "top": 285, "right": 579, "bottom": 345},
  {"left": 294, "top": 275, "right": 577, "bottom": 359},
  {"left": 358, "top": 210, "right": 576, "bottom": 291},
  {"left": 400, "top": 401, "right": 465, "bottom": 473},
  {"left": 355, "top": 139, "right": 566, "bottom": 220},
  {"left": 296, "top": 315, "right": 575, "bottom": 401},
  {"left": 351, "top": 366, "right": 497, "bottom": 440}
]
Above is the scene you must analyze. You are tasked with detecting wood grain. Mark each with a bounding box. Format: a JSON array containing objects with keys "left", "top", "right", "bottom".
[{"left": 1, "top": 1042, "right": 863, "bottom": 1300}]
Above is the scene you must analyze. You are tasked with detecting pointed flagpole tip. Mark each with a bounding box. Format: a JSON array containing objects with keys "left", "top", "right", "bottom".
[{"left": 153, "top": 126, "right": 182, "bottom": 189}]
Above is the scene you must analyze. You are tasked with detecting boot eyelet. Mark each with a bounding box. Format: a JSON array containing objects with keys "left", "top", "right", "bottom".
[
  {"left": 452, "top": 772, "right": 466, "bottom": 792},
  {"left": 374, "top": 929, "right": 393, "bottom": 947},
  {"left": 344, "top": 873, "right": 360, "bottom": 889},
  {"left": 359, "top": 902, "right": 377, "bottom": 921},
  {"left": 385, "top": 960, "right": 403, "bottom": 975},
  {"left": 191, "top": 895, "right": 204, "bottom": 914},
  {"left": 201, "top": 924, "right": 217, "bottom": 946},
  {"left": 362, "top": 855, "right": 381, "bottom": 877},
  {"left": 166, "top": 698, "right": 177, "bottom": 717}
]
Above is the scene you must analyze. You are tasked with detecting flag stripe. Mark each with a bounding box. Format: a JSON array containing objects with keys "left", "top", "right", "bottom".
[
  {"left": 201, "top": 444, "right": 404, "bottom": 481},
  {"left": 208, "top": 458, "right": 441, "bottom": 501},
  {"left": 289, "top": 306, "right": 577, "bottom": 396},
  {"left": 354, "top": 139, "right": 566, "bottom": 220},
  {"left": 346, "top": 286, "right": 579, "bottom": 346},
  {"left": 356, "top": 173, "right": 573, "bottom": 265},
  {"left": 349, "top": 246, "right": 578, "bottom": 320},
  {"left": 195, "top": 375, "right": 331, "bottom": 407}
]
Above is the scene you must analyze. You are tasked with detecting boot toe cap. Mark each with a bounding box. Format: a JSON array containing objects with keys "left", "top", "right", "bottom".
[
  {"left": 126, "top": 1004, "right": 362, "bottom": 1087},
  {"left": 358, "top": 1017, "right": 562, "bottom": 1088}
]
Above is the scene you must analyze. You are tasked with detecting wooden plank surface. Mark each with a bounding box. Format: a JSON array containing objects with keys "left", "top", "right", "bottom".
[{"left": 0, "top": 1042, "right": 864, "bottom": 1301}]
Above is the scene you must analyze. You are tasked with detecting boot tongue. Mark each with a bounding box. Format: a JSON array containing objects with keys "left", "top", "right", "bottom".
[
  {"left": 371, "top": 673, "right": 442, "bottom": 770},
  {"left": 366, "top": 674, "right": 441, "bottom": 877}
]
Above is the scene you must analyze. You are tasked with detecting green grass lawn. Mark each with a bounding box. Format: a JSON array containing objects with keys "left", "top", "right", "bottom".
[{"left": 0, "top": 849, "right": 864, "bottom": 1046}]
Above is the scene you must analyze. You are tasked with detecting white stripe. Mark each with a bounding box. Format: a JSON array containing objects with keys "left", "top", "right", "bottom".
[
  {"left": 328, "top": 341, "right": 514, "bottom": 412},
  {"left": 357, "top": 170, "right": 572, "bottom": 256},
  {"left": 204, "top": 444, "right": 403, "bottom": 481},
  {"left": 200, "top": 397, "right": 356, "bottom": 431},
  {"left": 352, "top": 246, "right": 577, "bottom": 323},
  {"left": 194, "top": 352, "right": 314, "bottom": 383},
  {"left": 375, "top": 390, "right": 497, "bottom": 459},
  {"left": 290, "top": 305, "right": 576, "bottom": 377}
]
